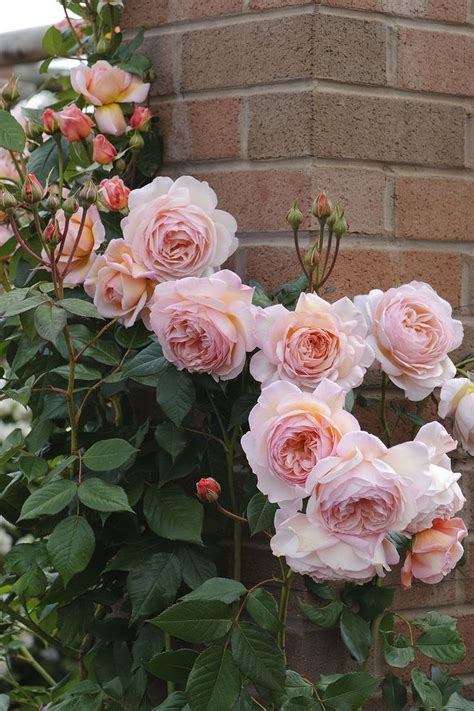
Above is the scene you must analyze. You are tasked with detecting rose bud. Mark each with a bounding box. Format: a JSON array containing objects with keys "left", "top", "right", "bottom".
[
  {"left": 99, "top": 176, "right": 130, "bottom": 212},
  {"left": 0, "top": 190, "right": 18, "bottom": 212},
  {"left": 93, "top": 134, "right": 118, "bottom": 165},
  {"left": 62, "top": 195, "right": 79, "bottom": 217},
  {"left": 21, "top": 174, "right": 45, "bottom": 204},
  {"left": 129, "top": 131, "right": 145, "bottom": 152},
  {"left": 24, "top": 120, "right": 43, "bottom": 141},
  {"left": 287, "top": 201, "right": 303, "bottom": 232},
  {"left": 56, "top": 104, "right": 94, "bottom": 142},
  {"left": 129, "top": 106, "right": 152, "bottom": 132},
  {"left": 44, "top": 192, "right": 61, "bottom": 213},
  {"left": 44, "top": 220, "right": 60, "bottom": 246},
  {"left": 1, "top": 76, "right": 20, "bottom": 106},
  {"left": 196, "top": 478, "right": 221, "bottom": 503},
  {"left": 42, "top": 108, "right": 58, "bottom": 134},
  {"left": 78, "top": 179, "right": 98, "bottom": 207},
  {"left": 333, "top": 208, "right": 348, "bottom": 238},
  {"left": 312, "top": 191, "right": 333, "bottom": 222}
]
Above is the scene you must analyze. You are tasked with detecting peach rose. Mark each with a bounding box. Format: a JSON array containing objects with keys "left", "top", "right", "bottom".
[
  {"left": 93, "top": 134, "right": 117, "bottom": 164},
  {"left": 241, "top": 379, "right": 359, "bottom": 504},
  {"left": 401, "top": 517, "right": 467, "bottom": 589},
  {"left": 56, "top": 104, "right": 94, "bottom": 142},
  {"left": 148, "top": 269, "right": 256, "bottom": 380},
  {"left": 122, "top": 176, "right": 238, "bottom": 282},
  {"left": 271, "top": 507, "right": 399, "bottom": 583},
  {"left": 439, "top": 377, "right": 474, "bottom": 456},
  {"left": 354, "top": 282, "right": 463, "bottom": 401},
  {"left": 250, "top": 293, "right": 374, "bottom": 393},
  {"left": 130, "top": 106, "right": 152, "bottom": 131},
  {"left": 42, "top": 206, "right": 105, "bottom": 284},
  {"left": 0, "top": 148, "right": 19, "bottom": 182},
  {"left": 99, "top": 176, "right": 130, "bottom": 212},
  {"left": 84, "top": 239, "right": 155, "bottom": 327}
]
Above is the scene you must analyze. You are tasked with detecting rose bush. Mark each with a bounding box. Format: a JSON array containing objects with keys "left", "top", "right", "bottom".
[{"left": 0, "top": 2, "right": 471, "bottom": 710}]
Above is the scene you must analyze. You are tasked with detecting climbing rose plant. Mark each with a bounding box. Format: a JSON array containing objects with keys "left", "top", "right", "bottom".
[{"left": 0, "top": 2, "right": 472, "bottom": 709}]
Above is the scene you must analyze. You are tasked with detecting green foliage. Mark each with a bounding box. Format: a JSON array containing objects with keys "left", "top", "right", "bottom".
[{"left": 0, "top": 110, "right": 26, "bottom": 152}]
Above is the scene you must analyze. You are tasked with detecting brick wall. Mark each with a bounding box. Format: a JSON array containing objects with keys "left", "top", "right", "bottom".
[{"left": 123, "top": 0, "right": 474, "bottom": 694}]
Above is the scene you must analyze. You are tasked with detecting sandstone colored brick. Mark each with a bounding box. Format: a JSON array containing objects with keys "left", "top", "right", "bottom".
[
  {"left": 123, "top": 0, "right": 240, "bottom": 28},
  {"left": 192, "top": 169, "right": 312, "bottom": 231},
  {"left": 314, "top": 0, "right": 467, "bottom": 23},
  {"left": 250, "top": 0, "right": 308, "bottom": 8},
  {"left": 141, "top": 35, "right": 179, "bottom": 97},
  {"left": 397, "top": 28, "right": 474, "bottom": 97},
  {"left": 395, "top": 176, "right": 474, "bottom": 242},
  {"left": 313, "top": 92, "right": 466, "bottom": 168},
  {"left": 248, "top": 92, "right": 313, "bottom": 160},
  {"left": 181, "top": 15, "right": 313, "bottom": 91},
  {"left": 314, "top": 14, "right": 388, "bottom": 86},
  {"left": 156, "top": 97, "right": 241, "bottom": 162}
]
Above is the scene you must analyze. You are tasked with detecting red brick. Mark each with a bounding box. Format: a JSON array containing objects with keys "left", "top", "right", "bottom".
[
  {"left": 190, "top": 169, "right": 312, "bottom": 231},
  {"left": 181, "top": 15, "right": 313, "bottom": 91},
  {"left": 314, "top": 91, "right": 466, "bottom": 168},
  {"left": 397, "top": 28, "right": 474, "bottom": 97},
  {"left": 395, "top": 176, "right": 474, "bottom": 242},
  {"left": 123, "top": 0, "right": 240, "bottom": 28},
  {"left": 314, "top": 0, "right": 467, "bottom": 23},
  {"left": 156, "top": 98, "right": 241, "bottom": 162},
  {"left": 248, "top": 92, "right": 313, "bottom": 160},
  {"left": 314, "top": 14, "right": 388, "bottom": 86}
]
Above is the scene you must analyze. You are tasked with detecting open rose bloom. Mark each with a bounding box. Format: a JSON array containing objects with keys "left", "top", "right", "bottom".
[
  {"left": 439, "top": 377, "right": 474, "bottom": 456},
  {"left": 401, "top": 518, "right": 467, "bottom": 588}
]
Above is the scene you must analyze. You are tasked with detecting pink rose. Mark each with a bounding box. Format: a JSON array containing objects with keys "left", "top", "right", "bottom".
[
  {"left": 271, "top": 507, "right": 399, "bottom": 583},
  {"left": 84, "top": 239, "right": 155, "bottom": 327},
  {"left": 0, "top": 148, "right": 19, "bottom": 182},
  {"left": 42, "top": 206, "right": 105, "bottom": 284},
  {"left": 148, "top": 270, "right": 256, "bottom": 380},
  {"left": 401, "top": 517, "right": 467, "bottom": 589},
  {"left": 305, "top": 431, "right": 432, "bottom": 538},
  {"left": 439, "top": 377, "right": 474, "bottom": 456},
  {"left": 130, "top": 106, "right": 152, "bottom": 131},
  {"left": 354, "top": 282, "right": 463, "bottom": 401},
  {"left": 99, "top": 176, "right": 130, "bottom": 212},
  {"left": 122, "top": 176, "right": 238, "bottom": 282},
  {"left": 93, "top": 134, "right": 117, "bottom": 164},
  {"left": 0, "top": 224, "right": 13, "bottom": 247},
  {"left": 56, "top": 104, "right": 94, "bottom": 142},
  {"left": 241, "top": 379, "right": 359, "bottom": 504},
  {"left": 250, "top": 293, "right": 374, "bottom": 393},
  {"left": 41, "top": 108, "right": 58, "bottom": 134}
]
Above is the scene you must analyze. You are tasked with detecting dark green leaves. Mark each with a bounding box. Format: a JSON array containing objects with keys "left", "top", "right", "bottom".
[
  {"left": 155, "top": 422, "right": 187, "bottom": 462},
  {"left": 181, "top": 577, "right": 246, "bottom": 605},
  {"left": 382, "top": 674, "right": 407, "bottom": 711},
  {"left": 42, "top": 26, "right": 64, "bottom": 55},
  {"left": 57, "top": 298, "right": 103, "bottom": 320},
  {"left": 34, "top": 302, "right": 67, "bottom": 344},
  {"left": 246, "top": 588, "right": 281, "bottom": 632},
  {"left": 19, "top": 479, "right": 77, "bottom": 520},
  {"left": 157, "top": 368, "right": 195, "bottom": 426},
  {"left": 231, "top": 623, "right": 285, "bottom": 691},
  {"left": 319, "top": 672, "right": 379, "bottom": 709},
  {"left": 78, "top": 478, "right": 133, "bottom": 513},
  {"left": 416, "top": 625, "right": 466, "bottom": 665},
  {"left": 47, "top": 515, "right": 95, "bottom": 586},
  {"left": 144, "top": 485, "right": 203, "bottom": 544},
  {"left": 0, "top": 110, "right": 26, "bottom": 152},
  {"left": 246, "top": 493, "right": 277, "bottom": 536},
  {"left": 299, "top": 600, "right": 343, "bottom": 629},
  {"left": 411, "top": 669, "right": 443, "bottom": 709},
  {"left": 339, "top": 608, "right": 371, "bottom": 664},
  {"left": 186, "top": 646, "right": 241, "bottom": 711},
  {"left": 146, "top": 649, "right": 198, "bottom": 683},
  {"left": 127, "top": 553, "right": 181, "bottom": 623},
  {"left": 151, "top": 600, "right": 232, "bottom": 643},
  {"left": 83, "top": 439, "right": 137, "bottom": 471}
]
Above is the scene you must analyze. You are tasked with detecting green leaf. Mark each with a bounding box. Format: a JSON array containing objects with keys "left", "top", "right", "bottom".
[
  {"left": 382, "top": 633, "right": 415, "bottom": 668},
  {"left": 28, "top": 137, "right": 69, "bottom": 184},
  {"left": 34, "top": 302, "right": 67, "bottom": 344},
  {"left": 153, "top": 692, "right": 187, "bottom": 710},
  {"left": 382, "top": 674, "right": 407, "bottom": 711},
  {"left": 19, "top": 479, "right": 77, "bottom": 520},
  {"left": 411, "top": 669, "right": 443, "bottom": 709},
  {"left": 146, "top": 649, "right": 198, "bottom": 683},
  {"left": 246, "top": 493, "right": 277, "bottom": 536},
  {"left": 124, "top": 342, "right": 169, "bottom": 377},
  {"left": 175, "top": 544, "right": 217, "bottom": 589},
  {"left": 444, "top": 693, "right": 474, "bottom": 710},
  {"left": 52, "top": 363, "right": 102, "bottom": 381},
  {"left": 42, "top": 25, "right": 64, "bottom": 55},
  {"left": 246, "top": 588, "right": 281, "bottom": 632},
  {"left": 284, "top": 670, "right": 314, "bottom": 699},
  {"left": 186, "top": 646, "right": 241, "bottom": 711},
  {"left": 181, "top": 577, "right": 246, "bottom": 605},
  {"left": 138, "top": 123, "right": 163, "bottom": 178},
  {"left": 229, "top": 394, "right": 258, "bottom": 428},
  {"left": 231, "top": 622, "right": 285, "bottom": 692},
  {"left": 47, "top": 515, "right": 95, "bottom": 586},
  {"left": 78, "top": 478, "right": 133, "bottom": 513},
  {"left": 127, "top": 553, "right": 181, "bottom": 624},
  {"left": 144, "top": 485, "right": 203, "bottom": 544},
  {"left": 299, "top": 600, "right": 343, "bottom": 629},
  {"left": 13, "top": 563, "right": 47, "bottom": 597},
  {"left": 431, "top": 667, "right": 463, "bottom": 704},
  {"left": 320, "top": 672, "right": 379, "bottom": 709},
  {"left": 416, "top": 626, "right": 466, "bottom": 665},
  {"left": 339, "top": 608, "right": 371, "bottom": 664},
  {"left": 155, "top": 422, "right": 187, "bottom": 463},
  {"left": 151, "top": 600, "right": 232, "bottom": 643},
  {"left": 83, "top": 438, "right": 137, "bottom": 471},
  {"left": 57, "top": 298, "right": 104, "bottom": 320},
  {"left": 414, "top": 611, "right": 457, "bottom": 631},
  {"left": 304, "top": 577, "right": 338, "bottom": 601},
  {"left": 0, "top": 110, "right": 25, "bottom": 152},
  {"left": 19, "top": 455, "right": 48, "bottom": 482},
  {"left": 157, "top": 367, "right": 195, "bottom": 426},
  {"left": 0, "top": 428, "right": 23, "bottom": 465}
]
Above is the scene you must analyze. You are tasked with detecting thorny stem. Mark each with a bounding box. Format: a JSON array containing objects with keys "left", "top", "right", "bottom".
[
  {"left": 16, "top": 645, "right": 55, "bottom": 687},
  {"left": 7, "top": 213, "right": 49, "bottom": 266},
  {"left": 63, "top": 207, "right": 89, "bottom": 278},
  {"left": 55, "top": 216, "right": 70, "bottom": 265},
  {"left": 215, "top": 501, "right": 247, "bottom": 525},
  {"left": 8, "top": 151, "right": 25, "bottom": 181},
  {"left": 277, "top": 566, "right": 294, "bottom": 663},
  {"left": 74, "top": 318, "right": 117, "bottom": 361},
  {"left": 164, "top": 633, "right": 175, "bottom": 695},
  {"left": 312, "top": 222, "right": 325, "bottom": 293},
  {"left": 0, "top": 261, "right": 11, "bottom": 291},
  {"left": 61, "top": 0, "right": 85, "bottom": 51},
  {"left": 319, "top": 236, "right": 341, "bottom": 289},
  {"left": 293, "top": 227, "right": 310, "bottom": 284},
  {"left": 54, "top": 134, "right": 65, "bottom": 201}
]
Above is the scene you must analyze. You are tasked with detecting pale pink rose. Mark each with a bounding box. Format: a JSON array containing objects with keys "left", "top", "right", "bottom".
[
  {"left": 401, "top": 517, "right": 467, "bottom": 589},
  {"left": 305, "top": 431, "right": 432, "bottom": 537},
  {"left": 122, "top": 176, "right": 238, "bottom": 282},
  {"left": 271, "top": 507, "right": 399, "bottom": 583},
  {"left": 99, "top": 176, "right": 130, "bottom": 212},
  {"left": 94, "top": 104, "right": 127, "bottom": 136},
  {"left": 404, "top": 422, "right": 465, "bottom": 534},
  {"left": 148, "top": 270, "right": 256, "bottom": 381},
  {"left": 56, "top": 104, "right": 94, "bottom": 142},
  {"left": 354, "top": 282, "right": 463, "bottom": 401},
  {"left": 84, "top": 239, "right": 155, "bottom": 327},
  {"left": 250, "top": 293, "right": 374, "bottom": 393},
  {"left": 42, "top": 206, "right": 105, "bottom": 284},
  {"left": 93, "top": 134, "right": 117, "bottom": 164},
  {"left": 71, "top": 61, "right": 150, "bottom": 107},
  {"left": 0, "top": 148, "right": 19, "bottom": 182},
  {"left": 241, "top": 379, "right": 359, "bottom": 504},
  {"left": 439, "top": 377, "right": 474, "bottom": 456}
]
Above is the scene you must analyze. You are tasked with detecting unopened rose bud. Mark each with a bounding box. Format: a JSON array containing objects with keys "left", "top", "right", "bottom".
[
  {"left": 44, "top": 192, "right": 61, "bottom": 213},
  {"left": 196, "top": 477, "right": 221, "bottom": 503},
  {"left": 93, "top": 134, "right": 118, "bottom": 165},
  {"left": 129, "top": 106, "right": 152, "bottom": 132},
  {"left": 78, "top": 179, "right": 98, "bottom": 207},
  {"left": 0, "top": 190, "right": 18, "bottom": 212},
  {"left": 287, "top": 201, "right": 303, "bottom": 232},
  {"left": 305, "top": 243, "right": 319, "bottom": 272},
  {"left": 42, "top": 108, "right": 58, "bottom": 134},
  {"left": 21, "top": 174, "right": 44, "bottom": 204},
  {"left": 333, "top": 208, "right": 348, "bottom": 239},
  {"left": 24, "top": 120, "right": 43, "bottom": 141},
  {"left": 44, "top": 220, "right": 60, "bottom": 246},
  {"left": 312, "top": 191, "right": 333, "bottom": 222},
  {"left": 146, "top": 68, "right": 156, "bottom": 83},
  {"left": 2, "top": 76, "right": 20, "bottom": 106},
  {"left": 62, "top": 195, "right": 79, "bottom": 217},
  {"left": 114, "top": 158, "right": 126, "bottom": 175},
  {"left": 129, "top": 131, "right": 145, "bottom": 152}
]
